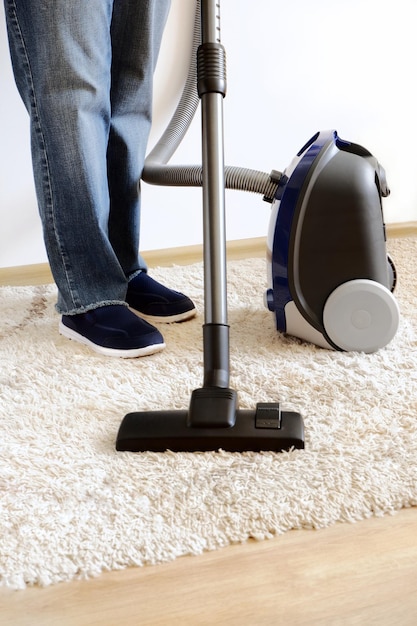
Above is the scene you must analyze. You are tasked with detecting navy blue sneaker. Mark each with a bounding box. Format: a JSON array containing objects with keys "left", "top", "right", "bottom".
[
  {"left": 59, "top": 305, "right": 165, "bottom": 358},
  {"left": 127, "top": 272, "right": 196, "bottom": 323}
]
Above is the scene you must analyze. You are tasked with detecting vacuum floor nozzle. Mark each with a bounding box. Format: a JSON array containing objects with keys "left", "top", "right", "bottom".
[{"left": 116, "top": 400, "right": 304, "bottom": 453}]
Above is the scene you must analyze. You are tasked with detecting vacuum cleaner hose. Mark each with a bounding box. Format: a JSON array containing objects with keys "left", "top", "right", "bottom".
[{"left": 143, "top": 0, "right": 281, "bottom": 203}]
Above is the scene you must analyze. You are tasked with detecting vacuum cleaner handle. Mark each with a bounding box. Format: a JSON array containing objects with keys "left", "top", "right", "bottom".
[{"left": 198, "top": 0, "right": 230, "bottom": 387}]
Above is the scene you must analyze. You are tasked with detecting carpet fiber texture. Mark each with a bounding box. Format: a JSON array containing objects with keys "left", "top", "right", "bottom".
[{"left": 1, "top": 238, "right": 416, "bottom": 589}]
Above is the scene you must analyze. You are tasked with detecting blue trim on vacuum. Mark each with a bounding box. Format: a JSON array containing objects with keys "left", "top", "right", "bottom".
[{"left": 269, "top": 130, "right": 336, "bottom": 331}]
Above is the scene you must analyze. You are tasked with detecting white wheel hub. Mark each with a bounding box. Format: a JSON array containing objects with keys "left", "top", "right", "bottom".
[{"left": 323, "top": 279, "right": 400, "bottom": 353}]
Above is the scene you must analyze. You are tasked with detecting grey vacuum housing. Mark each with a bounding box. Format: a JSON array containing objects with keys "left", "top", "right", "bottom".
[{"left": 265, "top": 130, "right": 399, "bottom": 353}]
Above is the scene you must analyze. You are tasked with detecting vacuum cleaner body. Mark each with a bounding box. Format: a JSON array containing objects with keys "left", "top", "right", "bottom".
[{"left": 265, "top": 130, "right": 399, "bottom": 353}]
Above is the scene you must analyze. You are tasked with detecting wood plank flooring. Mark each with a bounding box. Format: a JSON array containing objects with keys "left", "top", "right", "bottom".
[{"left": 1, "top": 507, "right": 417, "bottom": 625}]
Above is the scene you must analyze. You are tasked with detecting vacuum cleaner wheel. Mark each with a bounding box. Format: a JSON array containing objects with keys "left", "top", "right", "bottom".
[
  {"left": 387, "top": 254, "right": 397, "bottom": 292},
  {"left": 323, "top": 279, "right": 400, "bottom": 353}
]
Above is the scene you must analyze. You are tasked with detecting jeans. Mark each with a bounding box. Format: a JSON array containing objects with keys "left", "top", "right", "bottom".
[{"left": 4, "top": 0, "right": 171, "bottom": 314}]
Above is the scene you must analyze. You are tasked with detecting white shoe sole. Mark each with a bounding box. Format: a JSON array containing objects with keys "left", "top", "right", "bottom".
[
  {"left": 129, "top": 306, "right": 197, "bottom": 324},
  {"left": 59, "top": 321, "right": 166, "bottom": 358}
]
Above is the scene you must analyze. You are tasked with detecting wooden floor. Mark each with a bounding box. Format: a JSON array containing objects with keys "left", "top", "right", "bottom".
[
  {"left": 2, "top": 228, "right": 417, "bottom": 625},
  {"left": 1, "top": 507, "right": 417, "bottom": 625}
]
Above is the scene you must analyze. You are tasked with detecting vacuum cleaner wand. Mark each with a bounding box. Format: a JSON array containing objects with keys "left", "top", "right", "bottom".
[{"left": 116, "top": 0, "right": 304, "bottom": 453}]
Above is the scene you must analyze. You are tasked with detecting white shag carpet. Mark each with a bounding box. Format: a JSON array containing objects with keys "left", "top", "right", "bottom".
[{"left": 1, "top": 238, "right": 416, "bottom": 590}]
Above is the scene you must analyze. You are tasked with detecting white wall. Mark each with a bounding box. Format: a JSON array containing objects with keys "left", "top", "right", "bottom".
[{"left": 1, "top": 0, "right": 416, "bottom": 268}]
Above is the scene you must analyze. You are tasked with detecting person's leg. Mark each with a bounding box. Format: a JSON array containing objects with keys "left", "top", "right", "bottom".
[
  {"left": 107, "top": 0, "right": 170, "bottom": 278},
  {"left": 4, "top": 0, "right": 128, "bottom": 314},
  {"left": 5, "top": 0, "right": 193, "bottom": 355},
  {"left": 107, "top": 0, "right": 196, "bottom": 323},
  {"left": 4, "top": 0, "right": 168, "bottom": 355}
]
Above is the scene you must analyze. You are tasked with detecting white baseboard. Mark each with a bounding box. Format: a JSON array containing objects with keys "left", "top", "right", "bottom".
[{"left": 1, "top": 222, "right": 416, "bottom": 287}]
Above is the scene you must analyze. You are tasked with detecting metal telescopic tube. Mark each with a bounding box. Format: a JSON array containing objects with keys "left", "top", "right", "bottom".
[
  {"left": 201, "top": 94, "right": 227, "bottom": 325},
  {"left": 198, "top": 0, "right": 230, "bottom": 388},
  {"left": 199, "top": 0, "right": 227, "bottom": 327},
  {"left": 201, "top": 0, "right": 221, "bottom": 45}
]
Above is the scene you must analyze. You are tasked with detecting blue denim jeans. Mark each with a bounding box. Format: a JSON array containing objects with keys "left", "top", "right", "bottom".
[{"left": 4, "top": 0, "right": 170, "bottom": 314}]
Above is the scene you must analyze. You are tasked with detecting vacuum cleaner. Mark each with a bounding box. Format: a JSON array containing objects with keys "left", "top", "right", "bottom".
[
  {"left": 265, "top": 130, "right": 399, "bottom": 353},
  {"left": 116, "top": 0, "right": 397, "bottom": 453}
]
